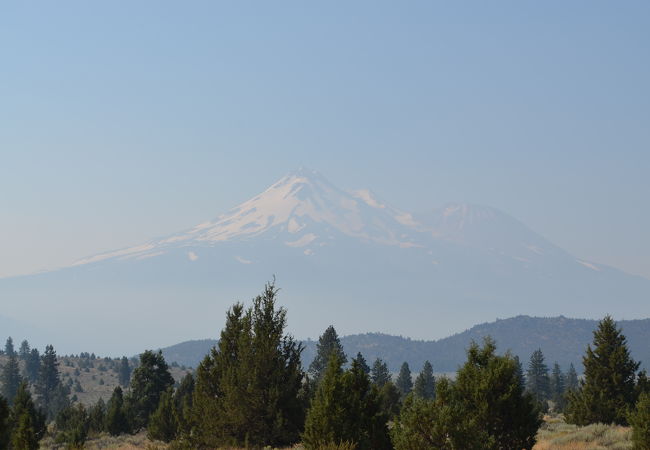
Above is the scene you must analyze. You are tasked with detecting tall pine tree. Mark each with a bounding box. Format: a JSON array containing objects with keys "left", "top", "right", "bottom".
[
  {"left": 106, "top": 386, "right": 129, "bottom": 436},
  {"left": 118, "top": 356, "right": 131, "bottom": 387},
  {"left": 35, "top": 345, "right": 69, "bottom": 420},
  {"left": 566, "top": 363, "right": 579, "bottom": 392},
  {"left": 371, "top": 359, "right": 391, "bottom": 388},
  {"left": 308, "top": 325, "right": 347, "bottom": 383},
  {"left": 565, "top": 316, "right": 640, "bottom": 425},
  {"left": 25, "top": 349, "right": 40, "bottom": 383},
  {"left": 18, "top": 340, "right": 30, "bottom": 361},
  {"left": 1, "top": 352, "right": 22, "bottom": 403},
  {"left": 413, "top": 361, "right": 435, "bottom": 400},
  {"left": 352, "top": 352, "right": 370, "bottom": 375},
  {"left": 549, "top": 362, "right": 566, "bottom": 411},
  {"left": 4, "top": 337, "right": 15, "bottom": 357},
  {"left": 395, "top": 362, "right": 413, "bottom": 398},
  {"left": 526, "top": 349, "right": 550, "bottom": 403}
]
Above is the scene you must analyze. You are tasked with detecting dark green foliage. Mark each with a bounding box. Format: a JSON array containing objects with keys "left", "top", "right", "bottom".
[
  {"left": 147, "top": 387, "right": 178, "bottom": 443},
  {"left": 526, "top": 348, "right": 550, "bottom": 403},
  {"left": 395, "top": 362, "right": 412, "bottom": 397},
  {"left": 303, "top": 355, "right": 391, "bottom": 450},
  {"left": 106, "top": 386, "right": 129, "bottom": 436},
  {"left": 24, "top": 349, "right": 40, "bottom": 383},
  {"left": 391, "top": 381, "right": 488, "bottom": 450},
  {"left": 10, "top": 382, "right": 46, "bottom": 448},
  {"left": 566, "top": 316, "right": 640, "bottom": 426},
  {"left": 399, "top": 338, "right": 541, "bottom": 450},
  {"left": 118, "top": 356, "right": 131, "bottom": 387},
  {"left": 514, "top": 355, "right": 526, "bottom": 388},
  {"left": 35, "top": 344, "right": 70, "bottom": 420},
  {"left": 371, "top": 358, "right": 391, "bottom": 388},
  {"left": 550, "top": 362, "right": 566, "bottom": 411},
  {"left": 378, "top": 381, "right": 401, "bottom": 418},
  {"left": 566, "top": 363, "right": 579, "bottom": 392},
  {"left": 0, "top": 396, "right": 9, "bottom": 449},
  {"left": 309, "top": 325, "right": 347, "bottom": 383},
  {"left": 413, "top": 361, "right": 435, "bottom": 400},
  {"left": 173, "top": 373, "right": 194, "bottom": 437},
  {"left": 55, "top": 403, "right": 88, "bottom": 448},
  {"left": 630, "top": 391, "right": 650, "bottom": 449},
  {"left": 5, "top": 337, "right": 15, "bottom": 357},
  {"left": 192, "top": 281, "right": 305, "bottom": 448},
  {"left": 126, "top": 350, "right": 174, "bottom": 430},
  {"left": 1, "top": 352, "right": 22, "bottom": 404},
  {"left": 353, "top": 352, "right": 370, "bottom": 375},
  {"left": 18, "top": 341, "right": 30, "bottom": 361},
  {"left": 87, "top": 398, "right": 106, "bottom": 434}
]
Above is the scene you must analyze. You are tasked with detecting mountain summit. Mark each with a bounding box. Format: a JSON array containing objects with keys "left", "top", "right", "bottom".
[{"left": 2, "top": 169, "right": 649, "bottom": 355}]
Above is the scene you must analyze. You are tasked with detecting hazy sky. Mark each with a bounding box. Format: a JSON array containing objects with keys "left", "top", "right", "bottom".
[{"left": 2, "top": 1, "right": 649, "bottom": 279}]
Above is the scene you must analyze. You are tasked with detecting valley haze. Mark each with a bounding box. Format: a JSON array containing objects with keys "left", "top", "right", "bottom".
[{"left": 2, "top": 168, "right": 649, "bottom": 356}]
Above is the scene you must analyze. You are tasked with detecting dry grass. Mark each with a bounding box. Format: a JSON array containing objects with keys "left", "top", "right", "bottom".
[{"left": 534, "top": 415, "right": 632, "bottom": 450}]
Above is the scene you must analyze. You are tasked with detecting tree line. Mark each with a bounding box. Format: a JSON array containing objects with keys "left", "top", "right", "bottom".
[{"left": 2, "top": 281, "right": 650, "bottom": 448}]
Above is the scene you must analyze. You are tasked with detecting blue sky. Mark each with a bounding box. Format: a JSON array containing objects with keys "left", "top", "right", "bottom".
[{"left": 1, "top": 1, "right": 649, "bottom": 279}]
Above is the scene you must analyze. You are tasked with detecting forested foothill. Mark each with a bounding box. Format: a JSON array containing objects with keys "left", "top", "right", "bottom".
[{"left": 1, "top": 282, "right": 650, "bottom": 449}]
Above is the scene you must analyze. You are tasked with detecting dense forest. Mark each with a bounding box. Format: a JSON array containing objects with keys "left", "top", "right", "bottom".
[{"left": 2, "top": 282, "right": 650, "bottom": 449}]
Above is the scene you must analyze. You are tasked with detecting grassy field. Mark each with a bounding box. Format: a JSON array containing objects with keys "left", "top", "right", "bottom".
[{"left": 533, "top": 415, "right": 632, "bottom": 450}]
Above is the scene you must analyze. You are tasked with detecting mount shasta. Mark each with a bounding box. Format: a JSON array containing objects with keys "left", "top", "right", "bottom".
[{"left": 3, "top": 168, "right": 649, "bottom": 355}]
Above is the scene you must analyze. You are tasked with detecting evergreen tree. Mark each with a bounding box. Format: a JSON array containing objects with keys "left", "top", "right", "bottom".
[
  {"left": 35, "top": 345, "right": 69, "bottom": 420},
  {"left": 566, "top": 363, "right": 579, "bottom": 392},
  {"left": 309, "top": 325, "right": 347, "bottom": 383},
  {"left": 106, "top": 386, "right": 129, "bottom": 436},
  {"left": 514, "top": 355, "right": 526, "bottom": 388},
  {"left": 87, "top": 398, "right": 106, "bottom": 434},
  {"left": 526, "top": 348, "right": 550, "bottom": 403},
  {"left": 18, "top": 340, "right": 30, "bottom": 360},
  {"left": 25, "top": 349, "right": 40, "bottom": 383},
  {"left": 55, "top": 403, "right": 88, "bottom": 448},
  {"left": 125, "top": 350, "right": 174, "bottom": 430},
  {"left": 1, "top": 352, "right": 22, "bottom": 404},
  {"left": 378, "top": 381, "right": 401, "bottom": 418},
  {"left": 371, "top": 358, "right": 391, "bottom": 388},
  {"left": 0, "top": 396, "right": 9, "bottom": 449},
  {"left": 630, "top": 391, "right": 650, "bottom": 449},
  {"left": 147, "top": 387, "right": 178, "bottom": 443},
  {"left": 453, "top": 339, "right": 541, "bottom": 449},
  {"left": 10, "top": 382, "right": 46, "bottom": 447},
  {"left": 395, "top": 362, "right": 413, "bottom": 398},
  {"left": 413, "top": 361, "right": 435, "bottom": 400},
  {"left": 5, "top": 337, "right": 15, "bottom": 357},
  {"left": 303, "top": 355, "right": 391, "bottom": 450},
  {"left": 352, "top": 352, "right": 370, "bottom": 375},
  {"left": 549, "top": 362, "right": 566, "bottom": 411},
  {"left": 566, "top": 316, "right": 640, "bottom": 425},
  {"left": 192, "top": 281, "right": 305, "bottom": 448},
  {"left": 174, "top": 372, "right": 194, "bottom": 437},
  {"left": 118, "top": 356, "right": 131, "bottom": 387}
]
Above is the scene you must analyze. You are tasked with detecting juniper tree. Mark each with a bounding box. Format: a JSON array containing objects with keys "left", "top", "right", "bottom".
[
  {"left": 174, "top": 372, "right": 194, "bottom": 437},
  {"left": 35, "top": 345, "right": 69, "bottom": 420},
  {"left": 106, "top": 386, "right": 129, "bottom": 436},
  {"left": 309, "top": 325, "right": 347, "bottom": 383},
  {"left": 87, "top": 398, "right": 106, "bottom": 434},
  {"left": 413, "top": 361, "right": 436, "bottom": 400},
  {"left": 526, "top": 349, "right": 550, "bottom": 403},
  {"left": 1, "top": 352, "right": 22, "bottom": 404},
  {"left": 147, "top": 387, "right": 178, "bottom": 443},
  {"left": 630, "top": 391, "right": 650, "bottom": 448},
  {"left": 371, "top": 358, "right": 391, "bottom": 388},
  {"left": 566, "top": 316, "right": 640, "bottom": 425},
  {"left": 192, "top": 281, "right": 305, "bottom": 448},
  {"left": 55, "top": 403, "right": 89, "bottom": 448},
  {"left": 125, "top": 350, "right": 174, "bottom": 430},
  {"left": 395, "top": 362, "right": 413, "bottom": 398},
  {"left": 549, "top": 362, "right": 566, "bottom": 411},
  {"left": 303, "top": 354, "right": 391, "bottom": 450}
]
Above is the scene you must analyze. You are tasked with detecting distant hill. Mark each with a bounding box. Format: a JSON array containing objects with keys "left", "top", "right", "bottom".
[{"left": 159, "top": 315, "right": 650, "bottom": 373}]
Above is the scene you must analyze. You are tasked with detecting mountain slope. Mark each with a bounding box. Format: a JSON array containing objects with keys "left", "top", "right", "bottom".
[
  {"left": 160, "top": 316, "right": 650, "bottom": 374},
  {"left": 1, "top": 168, "right": 649, "bottom": 355}
]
